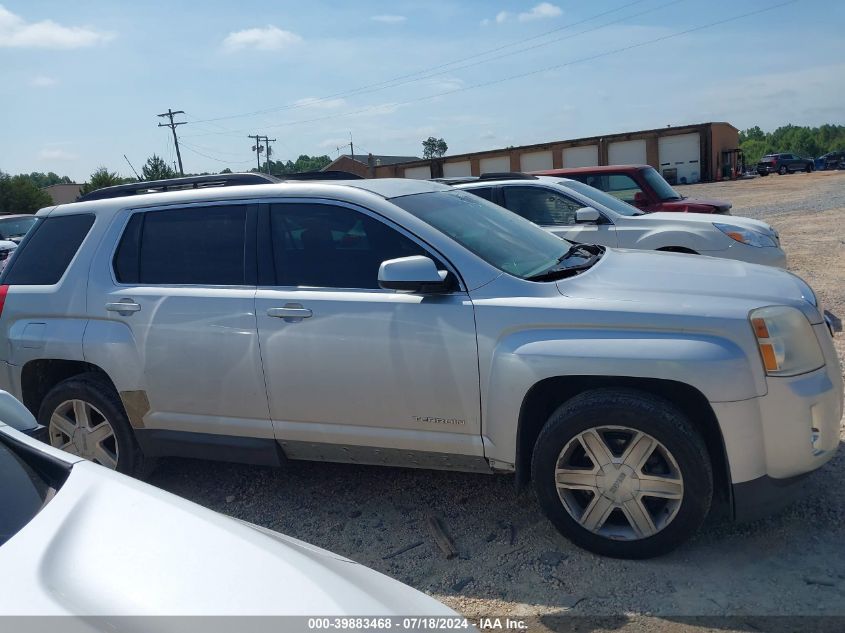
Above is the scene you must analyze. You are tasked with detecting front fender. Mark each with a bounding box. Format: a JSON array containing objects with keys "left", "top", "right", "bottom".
[
  {"left": 481, "top": 328, "right": 763, "bottom": 466},
  {"left": 632, "top": 228, "right": 719, "bottom": 252}
]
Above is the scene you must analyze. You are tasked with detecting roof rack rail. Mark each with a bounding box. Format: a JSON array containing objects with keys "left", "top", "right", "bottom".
[
  {"left": 281, "top": 170, "right": 363, "bottom": 180},
  {"left": 429, "top": 176, "right": 479, "bottom": 185},
  {"left": 77, "top": 173, "right": 281, "bottom": 202},
  {"left": 477, "top": 172, "right": 538, "bottom": 181}
]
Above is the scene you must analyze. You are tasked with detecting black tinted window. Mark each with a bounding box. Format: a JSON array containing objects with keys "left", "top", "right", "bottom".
[
  {"left": 466, "top": 187, "right": 494, "bottom": 202},
  {"left": 3, "top": 214, "right": 94, "bottom": 285},
  {"left": 502, "top": 187, "right": 582, "bottom": 226},
  {"left": 114, "top": 205, "right": 247, "bottom": 285},
  {"left": 0, "top": 440, "right": 51, "bottom": 546},
  {"left": 269, "top": 203, "right": 427, "bottom": 289}
]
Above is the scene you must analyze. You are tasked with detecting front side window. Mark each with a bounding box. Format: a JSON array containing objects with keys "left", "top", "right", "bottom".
[
  {"left": 501, "top": 186, "right": 583, "bottom": 226},
  {"left": 113, "top": 205, "right": 247, "bottom": 285},
  {"left": 269, "top": 203, "right": 428, "bottom": 289},
  {"left": 570, "top": 173, "right": 644, "bottom": 204},
  {"left": 562, "top": 181, "right": 643, "bottom": 216},
  {"left": 392, "top": 190, "right": 569, "bottom": 279}
]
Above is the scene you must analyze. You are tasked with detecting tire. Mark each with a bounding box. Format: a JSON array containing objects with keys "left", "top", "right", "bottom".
[
  {"left": 778, "top": 165, "right": 788, "bottom": 175},
  {"left": 38, "top": 372, "right": 146, "bottom": 476},
  {"left": 531, "top": 388, "right": 712, "bottom": 559},
  {"left": 805, "top": 164, "right": 813, "bottom": 173}
]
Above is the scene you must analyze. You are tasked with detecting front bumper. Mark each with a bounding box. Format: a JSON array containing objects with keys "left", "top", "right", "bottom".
[
  {"left": 757, "top": 165, "right": 777, "bottom": 174},
  {"left": 712, "top": 323, "right": 843, "bottom": 519}
]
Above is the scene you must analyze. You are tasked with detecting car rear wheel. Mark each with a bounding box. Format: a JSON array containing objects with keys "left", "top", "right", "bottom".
[
  {"left": 531, "top": 388, "right": 712, "bottom": 559},
  {"left": 39, "top": 372, "right": 145, "bottom": 476},
  {"left": 778, "top": 165, "right": 788, "bottom": 175},
  {"left": 805, "top": 164, "right": 813, "bottom": 173}
]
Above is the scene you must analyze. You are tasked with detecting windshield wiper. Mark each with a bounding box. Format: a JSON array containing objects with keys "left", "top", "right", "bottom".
[{"left": 527, "top": 244, "right": 605, "bottom": 282}]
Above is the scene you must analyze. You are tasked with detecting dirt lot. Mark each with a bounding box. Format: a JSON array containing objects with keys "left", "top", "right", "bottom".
[{"left": 150, "top": 171, "right": 845, "bottom": 632}]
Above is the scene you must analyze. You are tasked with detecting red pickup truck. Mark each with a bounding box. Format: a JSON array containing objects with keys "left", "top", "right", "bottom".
[{"left": 533, "top": 165, "right": 732, "bottom": 215}]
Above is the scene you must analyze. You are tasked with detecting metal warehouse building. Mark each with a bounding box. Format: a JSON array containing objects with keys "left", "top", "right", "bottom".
[{"left": 363, "top": 122, "right": 739, "bottom": 184}]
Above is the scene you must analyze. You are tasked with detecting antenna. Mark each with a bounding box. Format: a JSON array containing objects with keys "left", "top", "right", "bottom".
[{"left": 123, "top": 154, "right": 141, "bottom": 180}]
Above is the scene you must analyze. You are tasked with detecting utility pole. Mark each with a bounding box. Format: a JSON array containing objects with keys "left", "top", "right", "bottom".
[
  {"left": 157, "top": 108, "right": 186, "bottom": 176},
  {"left": 336, "top": 132, "right": 354, "bottom": 162},
  {"left": 263, "top": 136, "right": 276, "bottom": 175},
  {"left": 248, "top": 135, "right": 265, "bottom": 171}
]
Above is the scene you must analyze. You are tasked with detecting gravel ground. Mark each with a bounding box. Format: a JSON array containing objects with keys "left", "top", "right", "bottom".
[{"left": 149, "top": 171, "right": 845, "bottom": 632}]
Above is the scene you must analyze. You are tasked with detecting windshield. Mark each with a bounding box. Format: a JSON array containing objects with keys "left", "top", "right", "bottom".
[
  {"left": 0, "top": 217, "right": 37, "bottom": 240},
  {"left": 641, "top": 167, "right": 682, "bottom": 201},
  {"left": 392, "top": 190, "right": 570, "bottom": 279},
  {"left": 561, "top": 181, "right": 644, "bottom": 216},
  {"left": 0, "top": 439, "right": 52, "bottom": 546}
]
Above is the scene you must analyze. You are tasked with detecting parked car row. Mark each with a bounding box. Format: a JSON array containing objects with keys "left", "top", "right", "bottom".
[{"left": 0, "top": 172, "right": 839, "bottom": 565}]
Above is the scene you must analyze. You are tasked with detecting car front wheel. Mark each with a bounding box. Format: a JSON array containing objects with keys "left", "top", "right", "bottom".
[
  {"left": 531, "top": 388, "right": 712, "bottom": 559},
  {"left": 778, "top": 165, "right": 788, "bottom": 175},
  {"left": 39, "top": 372, "right": 145, "bottom": 476}
]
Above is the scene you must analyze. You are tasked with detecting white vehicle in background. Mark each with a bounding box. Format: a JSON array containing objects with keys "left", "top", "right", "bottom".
[
  {"left": 451, "top": 174, "right": 787, "bottom": 267},
  {"left": 0, "top": 395, "right": 458, "bottom": 617}
]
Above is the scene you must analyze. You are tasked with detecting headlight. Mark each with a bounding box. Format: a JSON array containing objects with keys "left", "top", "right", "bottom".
[
  {"left": 714, "top": 223, "right": 777, "bottom": 248},
  {"left": 749, "top": 306, "right": 825, "bottom": 376}
]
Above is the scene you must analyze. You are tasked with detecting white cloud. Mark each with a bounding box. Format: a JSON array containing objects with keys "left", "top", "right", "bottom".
[
  {"left": 39, "top": 147, "right": 77, "bottom": 161},
  {"left": 495, "top": 11, "right": 510, "bottom": 24},
  {"left": 223, "top": 25, "right": 301, "bottom": 52},
  {"left": 518, "top": 3, "right": 562, "bottom": 22},
  {"left": 29, "top": 75, "right": 56, "bottom": 87},
  {"left": 350, "top": 102, "right": 401, "bottom": 117},
  {"left": 294, "top": 97, "right": 347, "bottom": 110},
  {"left": 371, "top": 15, "right": 406, "bottom": 24},
  {"left": 0, "top": 5, "right": 114, "bottom": 48}
]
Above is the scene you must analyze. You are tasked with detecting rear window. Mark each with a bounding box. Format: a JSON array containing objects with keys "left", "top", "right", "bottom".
[
  {"left": 113, "top": 204, "right": 248, "bottom": 285},
  {"left": 2, "top": 214, "right": 95, "bottom": 285}
]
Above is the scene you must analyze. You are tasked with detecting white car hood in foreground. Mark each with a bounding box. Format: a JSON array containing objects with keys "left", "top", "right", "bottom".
[
  {"left": 0, "top": 428, "right": 453, "bottom": 617},
  {"left": 557, "top": 248, "right": 817, "bottom": 321}
]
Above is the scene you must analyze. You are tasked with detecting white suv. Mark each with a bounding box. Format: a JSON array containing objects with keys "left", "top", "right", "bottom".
[
  {"left": 452, "top": 175, "right": 786, "bottom": 267},
  {"left": 0, "top": 175, "right": 840, "bottom": 558}
]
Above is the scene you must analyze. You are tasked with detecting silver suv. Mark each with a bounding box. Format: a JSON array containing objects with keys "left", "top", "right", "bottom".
[{"left": 0, "top": 175, "right": 840, "bottom": 558}]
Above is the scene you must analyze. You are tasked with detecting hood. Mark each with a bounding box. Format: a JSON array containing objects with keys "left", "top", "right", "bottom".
[
  {"left": 0, "top": 458, "right": 455, "bottom": 617},
  {"left": 658, "top": 197, "right": 731, "bottom": 212},
  {"left": 556, "top": 248, "right": 818, "bottom": 322},
  {"left": 645, "top": 212, "right": 776, "bottom": 235}
]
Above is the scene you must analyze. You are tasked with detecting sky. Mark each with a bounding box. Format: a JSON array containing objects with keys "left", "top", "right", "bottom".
[{"left": 1, "top": 0, "right": 843, "bottom": 182}]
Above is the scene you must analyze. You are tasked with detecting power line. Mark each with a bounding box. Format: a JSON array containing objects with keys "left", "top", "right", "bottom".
[
  {"left": 189, "top": 0, "right": 797, "bottom": 137},
  {"left": 179, "top": 141, "right": 255, "bottom": 165},
  {"left": 186, "top": 0, "right": 652, "bottom": 126},
  {"left": 157, "top": 108, "right": 187, "bottom": 175}
]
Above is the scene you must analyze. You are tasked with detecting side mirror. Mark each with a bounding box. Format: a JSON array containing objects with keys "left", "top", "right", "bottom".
[
  {"left": 633, "top": 191, "right": 649, "bottom": 206},
  {"left": 574, "top": 207, "right": 601, "bottom": 223},
  {"left": 378, "top": 256, "right": 452, "bottom": 294}
]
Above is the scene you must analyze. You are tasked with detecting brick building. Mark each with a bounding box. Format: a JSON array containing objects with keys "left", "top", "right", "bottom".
[{"left": 365, "top": 122, "right": 739, "bottom": 184}]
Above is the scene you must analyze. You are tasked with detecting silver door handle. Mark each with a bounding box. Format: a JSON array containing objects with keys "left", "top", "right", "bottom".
[
  {"left": 267, "top": 305, "right": 313, "bottom": 321},
  {"left": 105, "top": 300, "right": 141, "bottom": 315}
]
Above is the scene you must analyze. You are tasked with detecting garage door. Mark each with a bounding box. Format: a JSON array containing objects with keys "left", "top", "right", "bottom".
[
  {"left": 403, "top": 165, "right": 432, "bottom": 179},
  {"left": 443, "top": 161, "right": 472, "bottom": 177},
  {"left": 608, "top": 139, "right": 647, "bottom": 165},
  {"left": 479, "top": 156, "right": 511, "bottom": 174},
  {"left": 562, "top": 145, "right": 598, "bottom": 168},
  {"left": 520, "top": 151, "right": 553, "bottom": 172},
  {"left": 658, "top": 133, "right": 701, "bottom": 184}
]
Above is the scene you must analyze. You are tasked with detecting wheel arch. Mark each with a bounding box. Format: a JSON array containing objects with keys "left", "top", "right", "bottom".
[
  {"left": 21, "top": 359, "right": 119, "bottom": 418},
  {"left": 514, "top": 376, "right": 732, "bottom": 516}
]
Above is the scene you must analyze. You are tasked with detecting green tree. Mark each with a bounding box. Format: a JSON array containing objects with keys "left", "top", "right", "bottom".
[
  {"left": 79, "top": 167, "right": 127, "bottom": 197},
  {"left": 264, "top": 154, "right": 332, "bottom": 175},
  {"left": 738, "top": 123, "right": 845, "bottom": 165},
  {"left": 25, "top": 172, "right": 73, "bottom": 188},
  {"left": 422, "top": 137, "right": 448, "bottom": 159},
  {"left": 0, "top": 171, "right": 53, "bottom": 213},
  {"left": 142, "top": 154, "right": 177, "bottom": 181}
]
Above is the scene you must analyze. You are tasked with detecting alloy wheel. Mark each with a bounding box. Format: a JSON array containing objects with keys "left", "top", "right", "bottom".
[
  {"left": 48, "top": 399, "right": 119, "bottom": 469},
  {"left": 554, "top": 426, "right": 683, "bottom": 540}
]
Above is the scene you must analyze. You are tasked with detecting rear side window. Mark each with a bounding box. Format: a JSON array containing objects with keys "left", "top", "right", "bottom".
[
  {"left": 114, "top": 205, "right": 247, "bottom": 285},
  {"left": 465, "top": 187, "right": 494, "bottom": 202},
  {"left": 3, "top": 214, "right": 94, "bottom": 285},
  {"left": 502, "top": 186, "right": 583, "bottom": 226}
]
